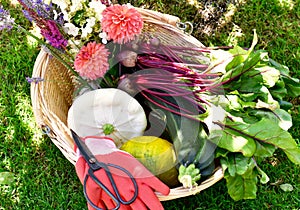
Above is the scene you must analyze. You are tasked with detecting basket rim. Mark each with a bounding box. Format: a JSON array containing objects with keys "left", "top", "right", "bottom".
[{"left": 30, "top": 7, "right": 224, "bottom": 201}]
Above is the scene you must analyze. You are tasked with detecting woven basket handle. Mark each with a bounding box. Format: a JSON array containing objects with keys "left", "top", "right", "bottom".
[{"left": 136, "top": 8, "right": 180, "bottom": 26}]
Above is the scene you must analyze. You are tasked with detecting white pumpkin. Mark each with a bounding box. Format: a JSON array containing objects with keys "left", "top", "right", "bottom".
[{"left": 67, "top": 88, "right": 147, "bottom": 148}]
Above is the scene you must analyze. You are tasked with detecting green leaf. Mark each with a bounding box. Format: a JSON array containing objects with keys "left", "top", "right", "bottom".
[
  {"left": 255, "top": 66, "right": 280, "bottom": 88},
  {"left": 248, "top": 29, "right": 258, "bottom": 54},
  {"left": 256, "top": 166, "right": 270, "bottom": 184},
  {"left": 243, "top": 50, "right": 268, "bottom": 73},
  {"left": 249, "top": 108, "right": 292, "bottom": 130},
  {"left": 225, "top": 54, "right": 245, "bottom": 71},
  {"left": 269, "top": 58, "right": 290, "bottom": 75},
  {"left": 210, "top": 119, "right": 257, "bottom": 157},
  {"left": 226, "top": 153, "right": 251, "bottom": 176},
  {"left": 0, "top": 172, "right": 15, "bottom": 185},
  {"left": 244, "top": 118, "right": 300, "bottom": 164},
  {"left": 254, "top": 141, "right": 276, "bottom": 157},
  {"left": 269, "top": 79, "right": 288, "bottom": 101},
  {"left": 256, "top": 86, "right": 279, "bottom": 109},
  {"left": 279, "top": 100, "right": 293, "bottom": 111},
  {"left": 221, "top": 50, "right": 268, "bottom": 93},
  {"left": 282, "top": 76, "right": 300, "bottom": 97},
  {"left": 239, "top": 92, "right": 258, "bottom": 102},
  {"left": 72, "top": 10, "right": 85, "bottom": 26},
  {"left": 228, "top": 45, "right": 248, "bottom": 57},
  {"left": 212, "top": 117, "right": 300, "bottom": 164},
  {"left": 238, "top": 73, "right": 263, "bottom": 93},
  {"left": 274, "top": 58, "right": 300, "bottom": 97},
  {"left": 224, "top": 167, "right": 258, "bottom": 201},
  {"left": 279, "top": 183, "right": 294, "bottom": 192}
]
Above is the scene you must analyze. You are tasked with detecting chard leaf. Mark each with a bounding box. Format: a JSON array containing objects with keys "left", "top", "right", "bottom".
[
  {"left": 256, "top": 166, "right": 270, "bottom": 184},
  {"left": 224, "top": 162, "right": 258, "bottom": 201},
  {"left": 282, "top": 76, "right": 300, "bottom": 97},
  {"left": 255, "top": 99, "right": 278, "bottom": 110},
  {"left": 221, "top": 50, "right": 268, "bottom": 94},
  {"left": 225, "top": 93, "right": 256, "bottom": 111},
  {"left": 254, "top": 141, "right": 276, "bottom": 157},
  {"left": 239, "top": 92, "right": 258, "bottom": 102},
  {"left": 238, "top": 72, "right": 263, "bottom": 93},
  {"left": 269, "top": 59, "right": 300, "bottom": 97},
  {"left": 209, "top": 121, "right": 257, "bottom": 157},
  {"left": 269, "top": 79, "right": 287, "bottom": 101},
  {"left": 249, "top": 108, "right": 292, "bottom": 130},
  {"left": 221, "top": 153, "right": 251, "bottom": 176},
  {"left": 279, "top": 100, "right": 293, "bottom": 111},
  {"left": 212, "top": 118, "right": 300, "bottom": 164},
  {"left": 269, "top": 58, "right": 290, "bottom": 75},
  {"left": 255, "top": 66, "right": 280, "bottom": 88},
  {"left": 243, "top": 50, "right": 268, "bottom": 73},
  {"left": 221, "top": 50, "right": 262, "bottom": 83},
  {"left": 237, "top": 118, "right": 300, "bottom": 164},
  {"left": 228, "top": 45, "right": 248, "bottom": 57},
  {"left": 209, "top": 50, "right": 233, "bottom": 74},
  {"left": 257, "top": 86, "right": 279, "bottom": 109},
  {"left": 247, "top": 29, "right": 258, "bottom": 54},
  {"left": 225, "top": 54, "right": 245, "bottom": 71}
]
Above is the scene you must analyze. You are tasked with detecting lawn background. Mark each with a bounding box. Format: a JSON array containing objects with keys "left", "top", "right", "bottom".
[{"left": 0, "top": 0, "right": 299, "bottom": 209}]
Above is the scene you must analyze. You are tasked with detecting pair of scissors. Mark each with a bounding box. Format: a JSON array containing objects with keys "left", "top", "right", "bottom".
[{"left": 70, "top": 130, "right": 138, "bottom": 210}]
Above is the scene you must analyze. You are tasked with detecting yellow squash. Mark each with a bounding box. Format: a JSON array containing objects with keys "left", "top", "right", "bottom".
[{"left": 120, "top": 136, "right": 179, "bottom": 187}]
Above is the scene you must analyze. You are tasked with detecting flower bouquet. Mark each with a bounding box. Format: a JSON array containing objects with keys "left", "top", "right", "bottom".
[{"left": 1, "top": 0, "right": 300, "bottom": 207}]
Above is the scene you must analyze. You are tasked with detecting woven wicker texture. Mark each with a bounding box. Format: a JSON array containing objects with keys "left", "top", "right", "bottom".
[{"left": 30, "top": 8, "right": 224, "bottom": 201}]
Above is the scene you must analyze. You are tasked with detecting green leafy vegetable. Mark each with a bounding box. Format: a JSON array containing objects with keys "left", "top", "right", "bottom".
[
  {"left": 178, "top": 164, "right": 201, "bottom": 188},
  {"left": 206, "top": 32, "right": 300, "bottom": 200}
]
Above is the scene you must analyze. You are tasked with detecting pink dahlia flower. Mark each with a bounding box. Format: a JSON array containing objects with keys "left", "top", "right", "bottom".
[
  {"left": 74, "top": 42, "right": 110, "bottom": 80},
  {"left": 101, "top": 4, "right": 143, "bottom": 44}
]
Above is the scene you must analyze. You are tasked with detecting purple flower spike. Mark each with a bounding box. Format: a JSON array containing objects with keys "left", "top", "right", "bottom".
[
  {"left": 26, "top": 77, "right": 44, "bottom": 84},
  {"left": 19, "top": 0, "right": 53, "bottom": 21},
  {"left": 41, "top": 20, "right": 68, "bottom": 48},
  {"left": 0, "top": 6, "right": 15, "bottom": 31}
]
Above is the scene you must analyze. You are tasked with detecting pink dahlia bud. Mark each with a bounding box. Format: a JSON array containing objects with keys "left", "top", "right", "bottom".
[
  {"left": 101, "top": 4, "right": 143, "bottom": 44},
  {"left": 74, "top": 42, "right": 110, "bottom": 80}
]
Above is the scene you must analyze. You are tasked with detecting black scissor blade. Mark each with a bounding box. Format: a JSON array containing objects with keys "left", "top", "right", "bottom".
[{"left": 70, "top": 129, "right": 100, "bottom": 170}]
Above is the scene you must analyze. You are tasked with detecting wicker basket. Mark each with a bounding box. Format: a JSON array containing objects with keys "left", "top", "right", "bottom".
[{"left": 30, "top": 8, "right": 224, "bottom": 201}]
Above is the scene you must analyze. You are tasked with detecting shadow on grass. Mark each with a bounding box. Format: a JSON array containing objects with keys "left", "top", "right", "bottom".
[
  {"left": 1, "top": 0, "right": 299, "bottom": 209},
  {"left": 0, "top": 5, "right": 85, "bottom": 207},
  {"left": 0, "top": 49, "right": 86, "bottom": 210}
]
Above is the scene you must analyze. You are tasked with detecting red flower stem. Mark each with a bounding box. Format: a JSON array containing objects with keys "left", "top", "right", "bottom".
[
  {"left": 146, "top": 92, "right": 196, "bottom": 115},
  {"left": 139, "top": 83, "right": 206, "bottom": 113},
  {"left": 139, "top": 85, "right": 192, "bottom": 97},
  {"left": 167, "top": 45, "right": 233, "bottom": 52},
  {"left": 141, "top": 92, "right": 202, "bottom": 121},
  {"left": 161, "top": 45, "right": 183, "bottom": 63}
]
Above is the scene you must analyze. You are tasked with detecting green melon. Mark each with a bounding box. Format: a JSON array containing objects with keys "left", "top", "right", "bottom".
[{"left": 120, "top": 136, "right": 179, "bottom": 187}]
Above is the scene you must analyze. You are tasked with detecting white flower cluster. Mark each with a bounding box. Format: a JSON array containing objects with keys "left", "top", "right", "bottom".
[{"left": 51, "top": 0, "right": 108, "bottom": 54}]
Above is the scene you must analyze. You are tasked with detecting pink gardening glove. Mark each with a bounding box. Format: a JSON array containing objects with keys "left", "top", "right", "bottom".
[{"left": 75, "top": 136, "right": 170, "bottom": 210}]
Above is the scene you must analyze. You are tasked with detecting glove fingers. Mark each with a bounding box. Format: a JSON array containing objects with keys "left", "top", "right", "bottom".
[
  {"left": 87, "top": 199, "right": 106, "bottom": 210},
  {"left": 142, "top": 177, "right": 170, "bottom": 196},
  {"left": 101, "top": 189, "right": 118, "bottom": 209},
  {"left": 100, "top": 189, "right": 132, "bottom": 210},
  {"left": 85, "top": 175, "right": 104, "bottom": 209},
  {"left": 75, "top": 157, "right": 88, "bottom": 184},
  {"left": 114, "top": 182, "right": 148, "bottom": 210},
  {"left": 127, "top": 196, "right": 148, "bottom": 210},
  {"left": 95, "top": 173, "right": 130, "bottom": 210},
  {"left": 137, "top": 183, "right": 165, "bottom": 210}
]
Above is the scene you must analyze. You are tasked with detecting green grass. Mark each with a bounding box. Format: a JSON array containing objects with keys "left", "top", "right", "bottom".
[{"left": 0, "top": 0, "right": 299, "bottom": 209}]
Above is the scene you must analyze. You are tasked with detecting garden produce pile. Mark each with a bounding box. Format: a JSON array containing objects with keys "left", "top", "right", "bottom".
[{"left": 1, "top": 0, "right": 299, "bottom": 202}]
